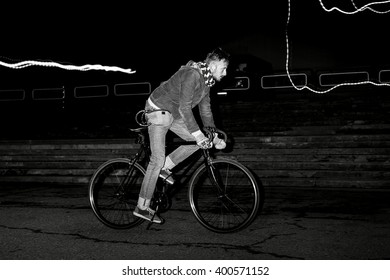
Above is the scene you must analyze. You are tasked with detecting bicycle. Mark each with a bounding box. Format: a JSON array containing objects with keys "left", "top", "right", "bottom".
[{"left": 88, "top": 112, "right": 262, "bottom": 233}]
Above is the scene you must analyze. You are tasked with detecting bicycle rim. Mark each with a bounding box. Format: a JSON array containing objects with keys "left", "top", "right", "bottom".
[
  {"left": 89, "top": 159, "right": 145, "bottom": 229},
  {"left": 188, "top": 158, "right": 260, "bottom": 233}
]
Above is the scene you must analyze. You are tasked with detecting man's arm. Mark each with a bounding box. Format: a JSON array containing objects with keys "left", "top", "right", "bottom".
[
  {"left": 178, "top": 70, "right": 202, "bottom": 133},
  {"left": 198, "top": 91, "right": 215, "bottom": 128}
]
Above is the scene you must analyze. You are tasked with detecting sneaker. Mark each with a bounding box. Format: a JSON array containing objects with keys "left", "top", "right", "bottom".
[
  {"left": 159, "top": 169, "right": 175, "bottom": 184},
  {"left": 133, "top": 206, "right": 162, "bottom": 224}
]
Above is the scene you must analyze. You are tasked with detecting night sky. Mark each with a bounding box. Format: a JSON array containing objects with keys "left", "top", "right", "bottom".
[{"left": 1, "top": 1, "right": 390, "bottom": 83}]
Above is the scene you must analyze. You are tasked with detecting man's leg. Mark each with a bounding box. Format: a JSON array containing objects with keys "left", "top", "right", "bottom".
[
  {"left": 164, "top": 118, "right": 200, "bottom": 169},
  {"left": 135, "top": 114, "right": 171, "bottom": 223},
  {"left": 139, "top": 123, "right": 168, "bottom": 201}
]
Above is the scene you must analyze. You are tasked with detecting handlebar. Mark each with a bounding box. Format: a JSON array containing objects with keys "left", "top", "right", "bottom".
[{"left": 203, "top": 127, "right": 228, "bottom": 142}]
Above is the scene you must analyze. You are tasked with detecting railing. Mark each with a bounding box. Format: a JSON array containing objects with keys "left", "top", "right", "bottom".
[
  {"left": 74, "top": 85, "right": 109, "bottom": 99},
  {"left": 1, "top": 69, "right": 389, "bottom": 102},
  {"left": 319, "top": 71, "right": 369, "bottom": 86},
  {"left": 0, "top": 89, "right": 25, "bottom": 101},
  {"left": 33, "top": 87, "right": 65, "bottom": 100},
  {"left": 114, "top": 82, "right": 151, "bottom": 96},
  {"left": 261, "top": 73, "right": 307, "bottom": 89}
]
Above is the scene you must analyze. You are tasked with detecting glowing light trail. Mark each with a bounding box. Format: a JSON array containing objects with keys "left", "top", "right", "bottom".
[
  {"left": 318, "top": 0, "right": 390, "bottom": 14},
  {"left": 350, "top": 0, "right": 390, "bottom": 14},
  {"left": 286, "top": 0, "right": 390, "bottom": 94},
  {"left": 0, "top": 59, "right": 136, "bottom": 74}
]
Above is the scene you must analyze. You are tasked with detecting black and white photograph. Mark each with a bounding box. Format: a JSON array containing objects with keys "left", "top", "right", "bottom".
[{"left": 1, "top": 1, "right": 390, "bottom": 279}]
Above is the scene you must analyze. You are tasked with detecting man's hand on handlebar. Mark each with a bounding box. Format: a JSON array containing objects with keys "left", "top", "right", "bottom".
[
  {"left": 204, "top": 127, "right": 227, "bottom": 150},
  {"left": 192, "top": 130, "right": 213, "bottom": 149},
  {"left": 212, "top": 133, "right": 226, "bottom": 149}
]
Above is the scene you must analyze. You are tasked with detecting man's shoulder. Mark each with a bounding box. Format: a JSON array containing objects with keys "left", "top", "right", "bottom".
[
  {"left": 177, "top": 66, "right": 202, "bottom": 80},
  {"left": 178, "top": 63, "right": 202, "bottom": 74}
]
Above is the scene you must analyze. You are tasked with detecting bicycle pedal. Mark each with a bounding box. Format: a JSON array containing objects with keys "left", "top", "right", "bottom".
[{"left": 146, "top": 216, "right": 164, "bottom": 230}]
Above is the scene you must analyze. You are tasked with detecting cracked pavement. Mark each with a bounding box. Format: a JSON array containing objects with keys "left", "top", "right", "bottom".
[{"left": 0, "top": 184, "right": 389, "bottom": 259}]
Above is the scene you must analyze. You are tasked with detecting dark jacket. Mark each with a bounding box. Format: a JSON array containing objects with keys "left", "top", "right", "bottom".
[{"left": 149, "top": 65, "right": 215, "bottom": 133}]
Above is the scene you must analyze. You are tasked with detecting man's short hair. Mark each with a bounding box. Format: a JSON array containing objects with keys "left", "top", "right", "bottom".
[{"left": 206, "top": 48, "right": 230, "bottom": 64}]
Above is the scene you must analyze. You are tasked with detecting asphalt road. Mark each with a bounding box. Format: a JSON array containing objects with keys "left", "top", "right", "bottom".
[{"left": 0, "top": 184, "right": 389, "bottom": 260}]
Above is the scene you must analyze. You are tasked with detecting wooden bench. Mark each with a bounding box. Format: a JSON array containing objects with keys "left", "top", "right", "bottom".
[
  {"left": 1, "top": 128, "right": 389, "bottom": 189},
  {"left": 0, "top": 139, "right": 138, "bottom": 186},
  {"left": 1, "top": 89, "right": 389, "bottom": 190}
]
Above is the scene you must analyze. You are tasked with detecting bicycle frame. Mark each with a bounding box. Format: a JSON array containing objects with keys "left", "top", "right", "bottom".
[
  {"left": 89, "top": 126, "right": 261, "bottom": 232},
  {"left": 128, "top": 128, "right": 225, "bottom": 201},
  {"left": 200, "top": 149, "right": 227, "bottom": 195}
]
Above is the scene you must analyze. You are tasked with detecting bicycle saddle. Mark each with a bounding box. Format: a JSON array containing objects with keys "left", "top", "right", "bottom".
[{"left": 129, "top": 127, "right": 148, "bottom": 133}]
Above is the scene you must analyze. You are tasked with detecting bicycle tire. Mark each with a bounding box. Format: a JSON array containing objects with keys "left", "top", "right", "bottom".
[
  {"left": 89, "top": 158, "right": 145, "bottom": 229},
  {"left": 188, "top": 158, "right": 261, "bottom": 233}
]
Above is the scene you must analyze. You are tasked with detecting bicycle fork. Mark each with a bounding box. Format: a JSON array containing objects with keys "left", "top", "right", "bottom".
[
  {"left": 202, "top": 150, "right": 225, "bottom": 195},
  {"left": 202, "top": 150, "right": 244, "bottom": 214}
]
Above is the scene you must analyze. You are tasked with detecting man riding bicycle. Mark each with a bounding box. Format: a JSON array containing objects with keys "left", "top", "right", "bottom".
[{"left": 134, "top": 48, "right": 230, "bottom": 223}]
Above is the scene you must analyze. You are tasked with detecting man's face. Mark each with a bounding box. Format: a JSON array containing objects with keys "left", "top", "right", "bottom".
[{"left": 210, "top": 59, "right": 228, "bottom": 82}]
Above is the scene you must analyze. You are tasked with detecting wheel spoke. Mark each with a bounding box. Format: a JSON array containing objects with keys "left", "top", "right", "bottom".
[
  {"left": 89, "top": 159, "right": 145, "bottom": 229},
  {"left": 189, "top": 158, "right": 261, "bottom": 233}
]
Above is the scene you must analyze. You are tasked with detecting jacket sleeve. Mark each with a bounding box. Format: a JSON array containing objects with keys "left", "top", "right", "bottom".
[
  {"left": 178, "top": 70, "right": 201, "bottom": 133},
  {"left": 198, "top": 90, "right": 216, "bottom": 128}
]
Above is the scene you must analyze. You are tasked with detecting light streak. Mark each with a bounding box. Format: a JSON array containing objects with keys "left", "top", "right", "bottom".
[
  {"left": 0, "top": 59, "right": 136, "bottom": 74},
  {"left": 318, "top": 0, "right": 390, "bottom": 14},
  {"left": 350, "top": 0, "right": 390, "bottom": 14},
  {"left": 286, "top": 0, "right": 390, "bottom": 94}
]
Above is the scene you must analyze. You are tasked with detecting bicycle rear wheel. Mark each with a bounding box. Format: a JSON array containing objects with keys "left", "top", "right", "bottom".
[
  {"left": 188, "top": 158, "right": 261, "bottom": 233},
  {"left": 89, "top": 158, "right": 145, "bottom": 229}
]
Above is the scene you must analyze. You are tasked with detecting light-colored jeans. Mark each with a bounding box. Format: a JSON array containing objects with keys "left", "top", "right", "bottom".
[{"left": 139, "top": 107, "right": 199, "bottom": 200}]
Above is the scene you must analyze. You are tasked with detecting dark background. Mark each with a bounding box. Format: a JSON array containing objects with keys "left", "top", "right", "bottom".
[
  {"left": 1, "top": 0, "right": 390, "bottom": 139},
  {"left": 2, "top": 1, "right": 389, "bottom": 75},
  {"left": 1, "top": 2, "right": 390, "bottom": 263}
]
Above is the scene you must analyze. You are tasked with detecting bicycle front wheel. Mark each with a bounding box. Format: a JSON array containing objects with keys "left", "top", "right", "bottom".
[
  {"left": 188, "top": 158, "right": 261, "bottom": 233},
  {"left": 89, "top": 158, "right": 145, "bottom": 229}
]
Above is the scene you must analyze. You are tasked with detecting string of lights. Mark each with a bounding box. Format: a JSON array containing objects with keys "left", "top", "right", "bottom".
[
  {"left": 0, "top": 59, "right": 135, "bottom": 74},
  {"left": 350, "top": 0, "right": 390, "bottom": 14},
  {"left": 318, "top": 0, "right": 390, "bottom": 14},
  {"left": 0, "top": 1, "right": 389, "bottom": 94},
  {"left": 286, "top": 0, "right": 390, "bottom": 94}
]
